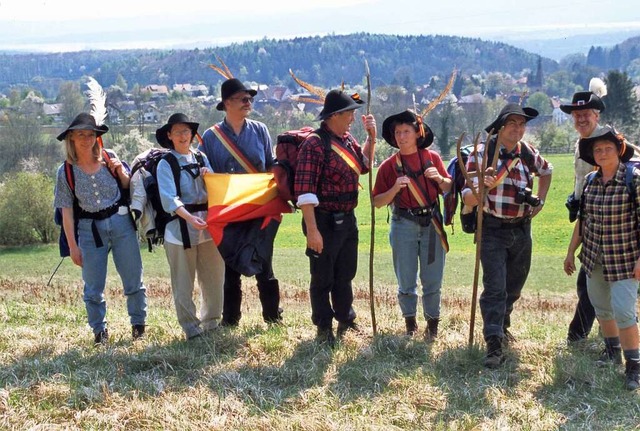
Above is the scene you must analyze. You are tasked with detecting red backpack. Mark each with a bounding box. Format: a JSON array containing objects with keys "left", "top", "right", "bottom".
[{"left": 271, "top": 127, "right": 330, "bottom": 205}]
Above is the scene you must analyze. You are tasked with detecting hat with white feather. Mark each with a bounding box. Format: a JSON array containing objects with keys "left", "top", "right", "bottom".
[{"left": 560, "top": 78, "right": 607, "bottom": 113}]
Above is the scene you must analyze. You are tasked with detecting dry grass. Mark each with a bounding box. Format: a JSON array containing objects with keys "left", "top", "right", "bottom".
[{"left": 1, "top": 274, "right": 639, "bottom": 431}]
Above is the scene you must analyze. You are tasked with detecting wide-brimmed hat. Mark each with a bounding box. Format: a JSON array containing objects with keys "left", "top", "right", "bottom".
[
  {"left": 56, "top": 113, "right": 109, "bottom": 141},
  {"left": 316, "top": 90, "right": 364, "bottom": 121},
  {"left": 560, "top": 91, "right": 605, "bottom": 114},
  {"left": 382, "top": 110, "right": 434, "bottom": 149},
  {"left": 155, "top": 113, "right": 199, "bottom": 149},
  {"left": 216, "top": 78, "right": 258, "bottom": 111},
  {"left": 578, "top": 125, "right": 634, "bottom": 165},
  {"left": 485, "top": 103, "right": 538, "bottom": 133}
]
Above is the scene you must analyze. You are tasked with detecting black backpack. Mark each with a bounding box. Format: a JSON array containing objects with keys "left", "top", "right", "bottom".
[{"left": 130, "top": 148, "right": 206, "bottom": 251}]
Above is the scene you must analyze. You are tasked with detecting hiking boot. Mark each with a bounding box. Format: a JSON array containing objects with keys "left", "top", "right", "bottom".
[
  {"left": 132, "top": 324, "right": 146, "bottom": 340},
  {"left": 94, "top": 329, "right": 109, "bottom": 346},
  {"left": 483, "top": 336, "right": 505, "bottom": 369},
  {"left": 316, "top": 326, "right": 335, "bottom": 347},
  {"left": 265, "top": 308, "right": 284, "bottom": 325},
  {"left": 567, "top": 332, "right": 588, "bottom": 346},
  {"left": 624, "top": 361, "right": 640, "bottom": 391},
  {"left": 596, "top": 347, "right": 623, "bottom": 367},
  {"left": 337, "top": 320, "right": 359, "bottom": 339},
  {"left": 503, "top": 328, "right": 516, "bottom": 347},
  {"left": 424, "top": 318, "right": 439, "bottom": 343},
  {"left": 405, "top": 316, "right": 418, "bottom": 336}
]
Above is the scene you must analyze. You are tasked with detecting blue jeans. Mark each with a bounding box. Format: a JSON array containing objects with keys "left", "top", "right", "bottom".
[
  {"left": 78, "top": 213, "right": 147, "bottom": 334},
  {"left": 479, "top": 220, "right": 531, "bottom": 340},
  {"left": 390, "top": 215, "right": 446, "bottom": 319}
]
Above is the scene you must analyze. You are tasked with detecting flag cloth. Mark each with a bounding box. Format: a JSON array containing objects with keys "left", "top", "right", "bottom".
[{"left": 204, "top": 172, "right": 292, "bottom": 276}]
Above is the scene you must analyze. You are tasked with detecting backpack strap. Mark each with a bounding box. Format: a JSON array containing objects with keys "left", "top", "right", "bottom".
[{"left": 162, "top": 152, "right": 193, "bottom": 249}]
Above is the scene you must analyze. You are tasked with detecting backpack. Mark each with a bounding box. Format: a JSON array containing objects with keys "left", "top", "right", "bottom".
[
  {"left": 272, "top": 127, "right": 330, "bottom": 205},
  {"left": 129, "top": 148, "right": 206, "bottom": 251},
  {"left": 443, "top": 139, "right": 535, "bottom": 234},
  {"left": 54, "top": 148, "right": 131, "bottom": 257}
]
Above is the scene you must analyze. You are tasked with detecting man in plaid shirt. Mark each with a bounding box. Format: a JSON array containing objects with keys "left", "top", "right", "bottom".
[
  {"left": 462, "top": 103, "right": 553, "bottom": 368},
  {"left": 294, "top": 89, "right": 376, "bottom": 346}
]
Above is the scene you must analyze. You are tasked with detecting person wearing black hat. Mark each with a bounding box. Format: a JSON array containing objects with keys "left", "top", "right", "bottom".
[
  {"left": 199, "top": 78, "right": 282, "bottom": 327},
  {"left": 564, "top": 126, "right": 640, "bottom": 391},
  {"left": 461, "top": 103, "right": 553, "bottom": 368},
  {"left": 294, "top": 89, "right": 376, "bottom": 345},
  {"left": 560, "top": 82, "right": 607, "bottom": 345},
  {"left": 372, "top": 110, "right": 451, "bottom": 340},
  {"left": 53, "top": 113, "right": 147, "bottom": 346},
  {"left": 155, "top": 113, "right": 224, "bottom": 340}
]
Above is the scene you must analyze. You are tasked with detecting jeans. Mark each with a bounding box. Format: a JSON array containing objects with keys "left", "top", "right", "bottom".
[
  {"left": 222, "top": 263, "right": 281, "bottom": 324},
  {"left": 77, "top": 213, "right": 147, "bottom": 334},
  {"left": 567, "top": 267, "right": 596, "bottom": 339},
  {"left": 390, "top": 215, "right": 445, "bottom": 319},
  {"left": 303, "top": 210, "right": 358, "bottom": 329},
  {"left": 479, "top": 220, "right": 531, "bottom": 340}
]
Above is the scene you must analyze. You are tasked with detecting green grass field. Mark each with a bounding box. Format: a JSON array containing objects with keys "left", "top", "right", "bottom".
[{"left": 1, "top": 153, "right": 639, "bottom": 430}]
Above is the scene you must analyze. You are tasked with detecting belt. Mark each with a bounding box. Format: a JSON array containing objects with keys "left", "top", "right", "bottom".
[
  {"left": 484, "top": 213, "right": 529, "bottom": 228},
  {"left": 394, "top": 207, "right": 432, "bottom": 217},
  {"left": 316, "top": 208, "right": 354, "bottom": 216}
]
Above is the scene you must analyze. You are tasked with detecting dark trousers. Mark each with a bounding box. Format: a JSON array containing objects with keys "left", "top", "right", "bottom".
[
  {"left": 304, "top": 210, "right": 358, "bottom": 329},
  {"left": 479, "top": 220, "right": 532, "bottom": 340},
  {"left": 567, "top": 266, "right": 596, "bottom": 340},
  {"left": 222, "top": 261, "right": 281, "bottom": 325}
]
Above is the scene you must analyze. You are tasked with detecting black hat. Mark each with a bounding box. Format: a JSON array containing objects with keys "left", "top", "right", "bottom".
[
  {"left": 155, "top": 113, "right": 199, "bottom": 149},
  {"left": 317, "top": 90, "right": 364, "bottom": 121},
  {"left": 485, "top": 103, "right": 538, "bottom": 133},
  {"left": 560, "top": 91, "right": 605, "bottom": 114},
  {"left": 382, "top": 110, "right": 434, "bottom": 149},
  {"left": 56, "top": 112, "right": 109, "bottom": 141},
  {"left": 216, "top": 78, "right": 258, "bottom": 111},
  {"left": 578, "top": 125, "right": 634, "bottom": 165}
]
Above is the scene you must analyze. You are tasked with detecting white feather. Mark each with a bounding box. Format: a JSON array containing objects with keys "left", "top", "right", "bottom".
[
  {"left": 86, "top": 77, "right": 107, "bottom": 126},
  {"left": 589, "top": 77, "right": 607, "bottom": 98}
]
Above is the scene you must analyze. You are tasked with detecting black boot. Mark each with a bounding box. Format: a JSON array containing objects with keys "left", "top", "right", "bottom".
[
  {"left": 405, "top": 316, "right": 418, "bottom": 336},
  {"left": 625, "top": 360, "right": 640, "bottom": 391},
  {"left": 483, "top": 336, "right": 504, "bottom": 368},
  {"left": 316, "top": 326, "right": 335, "bottom": 348},
  {"left": 424, "top": 318, "right": 439, "bottom": 343}
]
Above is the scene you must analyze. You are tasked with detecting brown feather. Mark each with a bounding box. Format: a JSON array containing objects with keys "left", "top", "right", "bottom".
[
  {"left": 289, "top": 69, "right": 326, "bottom": 99},
  {"left": 421, "top": 68, "right": 457, "bottom": 117},
  {"left": 291, "top": 95, "right": 325, "bottom": 105},
  {"left": 208, "top": 54, "right": 234, "bottom": 80},
  {"left": 215, "top": 54, "right": 233, "bottom": 79}
]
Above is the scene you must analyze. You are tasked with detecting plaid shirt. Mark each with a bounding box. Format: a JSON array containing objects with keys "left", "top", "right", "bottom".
[
  {"left": 294, "top": 123, "right": 369, "bottom": 212},
  {"left": 579, "top": 162, "right": 640, "bottom": 281},
  {"left": 465, "top": 139, "right": 552, "bottom": 219}
]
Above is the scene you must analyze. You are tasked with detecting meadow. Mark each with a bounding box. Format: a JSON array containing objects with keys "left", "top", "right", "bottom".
[{"left": 1, "top": 154, "right": 639, "bottom": 430}]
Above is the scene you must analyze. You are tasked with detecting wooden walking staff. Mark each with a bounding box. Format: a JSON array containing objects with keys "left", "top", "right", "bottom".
[
  {"left": 456, "top": 131, "right": 499, "bottom": 346},
  {"left": 365, "top": 59, "right": 378, "bottom": 335}
]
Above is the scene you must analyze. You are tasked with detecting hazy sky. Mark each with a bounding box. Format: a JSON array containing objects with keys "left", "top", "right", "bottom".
[{"left": 1, "top": 0, "right": 639, "bottom": 52}]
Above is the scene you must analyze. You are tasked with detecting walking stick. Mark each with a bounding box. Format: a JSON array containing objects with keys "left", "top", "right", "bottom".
[
  {"left": 365, "top": 59, "right": 377, "bottom": 335},
  {"left": 456, "top": 131, "right": 499, "bottom": 346}
]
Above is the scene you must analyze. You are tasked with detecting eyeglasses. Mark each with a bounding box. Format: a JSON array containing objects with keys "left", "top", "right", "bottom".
[
  {"left": 593, "top": 146, "right": 617, "bottom": 155},
  {"left": 504, "top": 119, "right": 526, "bottom": 128},
  {"left": 230, "top": 96, "right": 254, "bottom": 104},
  {"left": 170, "top": 129, "right": 192, "bottom": 136}
]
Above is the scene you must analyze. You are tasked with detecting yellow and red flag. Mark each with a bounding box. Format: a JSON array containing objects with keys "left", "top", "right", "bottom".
[{"left": 204, "top": 172, "right": 292, "bottom": 276}]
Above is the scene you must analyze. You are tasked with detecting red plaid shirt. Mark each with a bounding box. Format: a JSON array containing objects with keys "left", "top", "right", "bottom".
[
  {"left": 465, "top": 139, "right": 552, "bottom": 219},
  {"left": 294, "top": 123, "right": 369, "bottom": 212},
  {"left": 580, "top": 162, "right": 640, "bottom": 281}
]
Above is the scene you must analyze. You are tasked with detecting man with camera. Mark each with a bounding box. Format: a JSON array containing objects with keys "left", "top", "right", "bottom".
[{"left": 462, "top": 103, "right": 553, "bottom": 368}]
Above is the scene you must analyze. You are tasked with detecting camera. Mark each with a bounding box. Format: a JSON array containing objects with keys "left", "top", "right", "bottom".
[
  {"left": 514, "top": 187, "right": 541, "bottom": 207},
  {"left": 565, "top": 192, "right": 580, "bottom": 223}
]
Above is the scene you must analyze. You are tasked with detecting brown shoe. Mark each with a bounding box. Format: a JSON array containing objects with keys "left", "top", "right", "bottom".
[
  {"left": 424, "top": 318, "right": 439, "bottom": 343},
  {"left": 483, "top": 336, "right": 505, "bottom": 369},
  {"left": 405, "top": 316, "right": 418, "bottom": 336}
]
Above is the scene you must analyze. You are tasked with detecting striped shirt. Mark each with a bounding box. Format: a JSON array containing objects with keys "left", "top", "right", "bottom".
[
  {"left": 579, "top": 162, "right": 640, "bottom": 281},
  {"left": 465, "top": 139, "right": 552, "bottom": 219}
]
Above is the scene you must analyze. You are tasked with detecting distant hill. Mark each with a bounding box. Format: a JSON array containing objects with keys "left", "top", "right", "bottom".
[{"left": 0, "top": 33, "right": 558, "bottom": 97}]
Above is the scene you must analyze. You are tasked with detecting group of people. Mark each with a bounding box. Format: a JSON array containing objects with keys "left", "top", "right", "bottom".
[{"left": 53, "top": 77, "right": 639, "bottom": 391}]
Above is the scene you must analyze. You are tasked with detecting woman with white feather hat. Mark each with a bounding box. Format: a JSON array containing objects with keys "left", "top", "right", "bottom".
[{"left": 53, "top": 79, "right": 147, "bottom": 346}]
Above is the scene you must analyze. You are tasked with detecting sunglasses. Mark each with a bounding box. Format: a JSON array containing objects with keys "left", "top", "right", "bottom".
[{"left": 231, "top": 96, "right": 254, "bottom": 104}]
